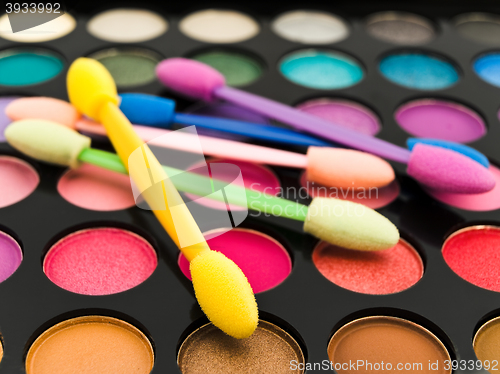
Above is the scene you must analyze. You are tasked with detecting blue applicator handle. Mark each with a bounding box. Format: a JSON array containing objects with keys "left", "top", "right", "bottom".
[
  {"left": 407, "top": 138, "right": 490, "bottom": 168},
  {"left": 119, "top": 93, "right": 330, "bottom": 147}
]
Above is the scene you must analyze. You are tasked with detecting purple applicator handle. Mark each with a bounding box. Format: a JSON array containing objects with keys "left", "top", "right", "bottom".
[
  {"left": 216, "top": 86, "right": 411, "bottom": 163},
  {"left": 156, "top": 58, "right": 496, "bottom": 194}
]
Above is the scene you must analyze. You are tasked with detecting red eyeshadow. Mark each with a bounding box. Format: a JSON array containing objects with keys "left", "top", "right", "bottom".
[
  {"left": 442, "top": 226, "right": 500, "bottom": 292},
  {"left": 44, "top": 227, "right": 157, "bottom": 295},
  {"left": 312, "top": 239, "right": 423, "bottom": 295}
]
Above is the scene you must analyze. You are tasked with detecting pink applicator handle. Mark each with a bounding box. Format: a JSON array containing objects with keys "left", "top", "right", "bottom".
[
  {"left": 215, "top": 86, "right": 411, "bottom": 164},
  {"left": 76, "top": 119, "right": 309, "bottom": 168}
]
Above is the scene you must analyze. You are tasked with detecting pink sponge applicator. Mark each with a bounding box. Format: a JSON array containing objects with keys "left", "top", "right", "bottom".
[
  {"left": 156, "top": 58, "right": 495, "bottom": 194},
  {"left": 407, "top": 143, "right": 495, "bottom": 194}
]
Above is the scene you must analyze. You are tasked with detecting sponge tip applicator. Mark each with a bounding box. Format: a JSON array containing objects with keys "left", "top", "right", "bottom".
[
  {"left": 303, "top": 198, "right": 399, "bottom": 251},
  {"left": 5, "top": 119, "right": 90, "bottom": 168},
  {"left": 190, "top": 251, "right": 258, "bottom": 339},
  {"left": 306, "top": 147, "right": 395, "bottom": 189},
  {"left": 407, "top": 143, "right": 495, "bottom": 194},
  {"left": 156, "top": 58, "right": 226, "bottom": 101},
  {"left": 119, "top": 93, "right": 176, "bottom": 127}
]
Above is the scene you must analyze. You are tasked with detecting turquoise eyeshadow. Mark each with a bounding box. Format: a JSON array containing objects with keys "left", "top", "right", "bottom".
[
  {"left": 474, "top": 54, "right": 500, "bottom": 88},
  {"left": 379, "top": 54, "right": 459, "bottom": 90},
  {"left": 279, "top": 50, "right": 364, "bottom": 89},
  {"left": 0, "top": 51, "right": 64, "bottom": 86}
]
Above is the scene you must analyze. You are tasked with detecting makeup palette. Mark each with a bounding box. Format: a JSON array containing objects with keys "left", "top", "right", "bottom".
[{"left": 2, "top": 1, "right": 500, "bottom": 373}]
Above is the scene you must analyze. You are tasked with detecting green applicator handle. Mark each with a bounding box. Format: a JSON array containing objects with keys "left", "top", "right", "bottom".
[{"left": 79, "top": 148, "right": 308, "bottom": 221}]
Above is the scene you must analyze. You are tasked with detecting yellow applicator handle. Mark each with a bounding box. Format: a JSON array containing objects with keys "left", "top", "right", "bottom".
[{"left": 67, "top": 58, "right": 258, "bottom": 339}]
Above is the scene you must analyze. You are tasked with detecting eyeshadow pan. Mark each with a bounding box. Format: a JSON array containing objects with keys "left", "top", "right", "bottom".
[
  {"left": 179, "top": 228, "right": 292, "bottom": 293},
  {"left": 427, "top": 165, "right": 500, "bottom": 211},
  {"left": 328, "top": 316, "right": 451, "bottom": 374},
  {"left": 192, "top": 50, "right": 263, "bottom": 87},
  {"left": 474, "top": 53, "right": 500, "bottom": 88},
  {"left": 455, "top": 13, "right": 500, "bottom": 45},
  {"left": 296, "top": 98, "right": 381, "bottom": 136},
  {"left": 0, "top": 97, "right": 19, "bottom": 141},
  {"left": 272, "top": 10, "right": 349, "bottom": 44},
  {"left": 89, "top": 48, "right": 161, "bottom": 88},
  {"left": 0, "top": 155, "right": 39, "bottom": 208},
  {"left": 280, "top": 50, "right": 364, "bottom": 89},
  {"left": 57, "top": 163, "right": 135, "bottom": 211},
  {"left": 0, "top": 13, "right": 76, "bottom": 42},
  {"left": 395, "top": 99, "right": 486, "bottom": 143},
  {"left": 87, "top": 8, "right": 168, "bottom": 43},
  {"left": 179, "top": 9, "right": 259, "bottom": 43},
  {"left": 313, "top": 239, "right": 422, "bottom": 294},
  {"left": 366, "top": 12, "right": 436, "bottom": 45},
  {"left": 0, "top": 49, "right": 64, "bottom": 86},
  {"left": 380, "top": 53, "right": 459, "bottom": 90},
  {"left": 474, "top": 316, "right": 500, "bottom": 373},
  {"left": 178, "top": 320, "right": 304, "bottom": 373},
  {"left": 26, "top": 316, "right": 154, "bottom": 374},
  {"left": 0, "top": 230, "right": 22, "bottom": 283},
  {"left": 43, "top": 227, "right": 157, "bottom": 295},
  {"left": 442, "top": 226, "right": 500, "bottom": 292}
]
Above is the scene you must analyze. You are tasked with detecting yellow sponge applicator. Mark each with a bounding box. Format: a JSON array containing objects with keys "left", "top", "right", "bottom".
[{"left": 190, "top": 251, "right": 258, "bottom": 339}]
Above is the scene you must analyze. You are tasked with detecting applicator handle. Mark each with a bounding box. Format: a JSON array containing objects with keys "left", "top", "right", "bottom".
[
  {"left": 215, "top": 86, "right": 412, "bottom": 163},
  {"left": 173, "top": 113, "right": 330, "bottom": 147},
  {"left": 78, "top": 147, "right": 308, "bottom": 222}
]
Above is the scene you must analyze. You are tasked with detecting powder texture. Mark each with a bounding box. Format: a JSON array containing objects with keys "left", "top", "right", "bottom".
[
  {"left": 395, "top": 99, "right": 486, "bottom": 143},
  {"left": 443, "top": 226, "right": 500, "bottom": 291},
  {"left": 474, "top": 53, "right": 500, "bottom": 88},
  {"left": 193, "top": 51, "right": 262, "bottom": 87},
  {"left": 0, "top": 155, "right": 39, "bottom": 208},
  {"left": 0, "top": 230, "right": 22, "bottom": 283},
  {"left": 95, "top": 52, "right": 159, "bottom": 87},
  {"left": 178, "top": 321, "right": 304, "bottom": 373},
  {"left": 297, "top": 98, "right": 380, "bottom": 136},
  {"left": 313, "top": 239, "right": 422, "bottom": 294},
  {"left": 179, "top": 229, "right": 291, "bottom": 293},
  {"left": 474, "top": 317, "right": 500, "bottom": 370},
  {"left": 280, "top": 50, "right": 363, "bottom": 89},
  {"left": 328, "top": 317, "right": 450, "bottom": 374},
  {"left": 0, "top": 50, "right": 63, "bottom": 86},
  {"left": 367, "top": 17, "right": 435, "bottom": 44},
  {"left": 26, "top": 316, "right": 154, "bottom": 374},
  {"left": 456, "top": 17, "right": 500, "bottom": 45},
  {"left": 44, "top": 228, "right": 157, "bottom": 295},
  {"left": 380, "top": 54, "right": 458, "bottom": 90},
  {"left": 58, "top": 163, "right": 135, "bottom": 211}
]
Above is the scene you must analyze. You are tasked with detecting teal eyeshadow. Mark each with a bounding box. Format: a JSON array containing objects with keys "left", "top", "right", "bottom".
[
  {"left": 0, "top": 51, "right": 64, "bottom": 86},
  {"left": 474, "top": 54, "right": 500, "bottom": 88},
  {"left": 280, "top": 51, "right": 364, "bottom": 89},
  {"left": 379, "top": 54, "right": 459, "bottom": 90}
]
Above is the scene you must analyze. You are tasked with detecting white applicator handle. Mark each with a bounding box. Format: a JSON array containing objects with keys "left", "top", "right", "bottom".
[{"left": 76, "top": 120, "right": 309, "bottom": 168}]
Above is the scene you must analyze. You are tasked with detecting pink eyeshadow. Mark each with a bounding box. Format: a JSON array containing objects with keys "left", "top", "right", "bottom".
[
  {"left": 0, "top": 230, "right": 22, "bottom": 283},
  {"left": 43, "top": 227, "right": 157, "bottom": 295},
  {"left": 296, "top": 98, "right": 381, "bottom": 136},
  {"left": 313, "top": 239, "right": 423, "bottom": 295},
  {"left": 300, "top": 171, "right": 399, "bottom": 209},
  {"left": 0, "top": 156, "right": 39, "bottom": 208},
  {"left": 427, "top": 165, "right": 500, "bottom": 211},
  {"left": 186, "top": 158, "right": 281, "bottom": 211},
  {"left": 395, "top": 99, "right": 486, "bottom": 143},
  {"left": 178, "top": 228, "right": 292, "bottom": 293},
  {"left": 57, "top": 163, "right": 135, "bottom": 211}
]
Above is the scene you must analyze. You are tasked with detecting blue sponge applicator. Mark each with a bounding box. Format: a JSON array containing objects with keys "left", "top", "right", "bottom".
[
  {"left": 119, "top": 93, "right": 176, "bottom": 126},
  {"left": 407, "top": 138, "right": 489, "bottom": 168}
]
